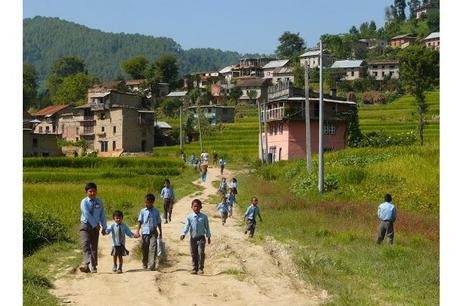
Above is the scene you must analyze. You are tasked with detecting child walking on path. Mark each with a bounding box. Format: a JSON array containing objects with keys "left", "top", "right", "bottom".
[
  {"left": 180, "top": 199, "right": 211, "bottom": 275},
  {"left": 244, "top": 197, "right": 263, "bottom": 238},
  {"left": 219, "top": 156, "right": 226, "bottom": 175},
  {"left": 136, "top": 194, "right": 162, "bottom": 271},
  {"left": 104, "top": 210, "right": 138, "bottom": 273},
  {"left": 219, "top": 177, "right": 227, "bottom": 195},
  {"left": 79, "top": 182, "right": 107, "bottom": 273},
  {"left": 216, "top": 196, "right": 230, "bottom": 225},
  {"left": 375, "top": 193, "right": 397, "bottom": 245},
  {"left": 225, "top": 188, "right": 237, "bottom": 217},
  {"left": 160, "top": 179, "right": 176, "bottom": 223}
]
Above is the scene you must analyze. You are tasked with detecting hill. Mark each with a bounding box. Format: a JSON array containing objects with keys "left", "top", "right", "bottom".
[{"left": 23, "top": 16, "right": 258, "bottom": 89}]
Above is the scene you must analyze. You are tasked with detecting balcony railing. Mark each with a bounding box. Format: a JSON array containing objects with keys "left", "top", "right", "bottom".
[{"left": 262, "top": 106, "right": 347, "bottom": 122}]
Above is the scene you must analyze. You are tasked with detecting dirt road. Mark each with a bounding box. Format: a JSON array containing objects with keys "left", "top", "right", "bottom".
[{"left": 51, "top": 166, "right": 325, "bottom": 305}]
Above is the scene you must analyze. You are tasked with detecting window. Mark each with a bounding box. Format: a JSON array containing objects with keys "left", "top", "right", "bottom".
[
  {"left": 112, "top": 141, "right": 116, "bottom": 150},
  {"left": 278, "top": 123, "right": 283, "bottom": 134},
  {"left": 324, "top": 123, "right": 336, "bottom": 135},
  {"left": 52, "top": 126, "right": 56, "bottom": 133},
  {"left": 76, "top": 137, "right": 79, "bottom": 141},
  {"left": 101, "top": 126, "right": 105, "bottom": 132},
  {"left": 76, "top": 127, "right": 79, "bottom": 135},
  {"left": 99, "top": 112, "right": 106, "bottom": 120},
  {"left": 373, "top": 72, "right": 378, "bottom": 77},
  {"left": 113, "top": 126, "right": 116, "bottom": 134},
  {"left": 381, "top": 71, "right": 385, "bottom": 77},
  {"left": 350, "top": 71, "right": 355, "bottom": 77},
  {"left": 100, "top": 141, "right": 108, "bottom": 152},
  {"left": 39, "top": 126, "right": 43, "bottom": 134},
  {"left": 389, "top": 65, "right": 395, "bottom": 69},
  {"left": 32, "top": 138, "right": 38, "bottom": 148},
  {"left": 389, "top": 71, "right": 394, "bottom": 77},
  {"left": 45, "top": 126, "right": 50, "bottom": 133},
  {"left": 372, "top": 65, "right": 378, "bottom": 69}
]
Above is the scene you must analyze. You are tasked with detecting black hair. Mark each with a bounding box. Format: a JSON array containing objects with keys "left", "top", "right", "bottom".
[
  {"left": 85, "top": 182, "right": 97, "bottom": 192},
  {"left": 384, "top": 193, "right": 392, "bottom": 202},
  {"left": 145, "top": 193, "right": 155, "bottom": 203},
  {"left": 251, "top": 196, "right": 258, "bottom": 201},
  {"left": 232, "top": 178, "right": 237, "bottom": 182},
  {"left": 164, "top": 179, "right": 170, "bottom": 184},
  {"left": 191, "top": 199, "right": 202, "bottom": 208},
  {"left": 113, "top": 210, "right": 124, "bottom": 218}
]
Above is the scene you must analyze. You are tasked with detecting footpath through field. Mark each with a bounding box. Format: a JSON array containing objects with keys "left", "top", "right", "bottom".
[{"left": 51, "top": 166, "right": 325, "bottom": 306}]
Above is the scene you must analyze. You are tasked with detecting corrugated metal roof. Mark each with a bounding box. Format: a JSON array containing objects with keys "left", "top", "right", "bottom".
[
  {"left": 155, "top": 121, "right": 172, "bottom": 129},
  {"left": 262, "top": 59, "right": 290, "bottom": 69},
  {"left": 166, "top": 91, "right": 188, "bottom": 97},
  {"left": 273, "top": 66, "right": 293, "bottom": 74},
  {"left": 235, "top": 78, "right": 269, "bottom": 87},
  {"left": 391, "top": 34, "right": 416, "bottom": 40},
  {"left": 299, "top": 50, "right": 321, "bottom": 58},
  {"left": 331, "top": 60, "right": 364, "bottom": 69},
  {"left": 33, "top": 104, "right": 72, "bottom": 116},
  {"left": 424, "top": 32, "right": 440, "bottom": 40},
  {"left": 219, "top": 65, "right": 233, "bottom": 74},
  {"left": 89, "top": 92, "right": 111, "bottom": 98}
]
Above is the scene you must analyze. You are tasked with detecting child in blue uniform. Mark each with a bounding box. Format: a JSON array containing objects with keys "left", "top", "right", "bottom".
[
  {"left": 243, "top": 196, "right": 263, "bottom": 238},
  {"left": 219, "top": 177, "right": 228, "bottom": 195},
  {"left": 225, "top": 188, "right": 237, "bottom": 217},
  {"left": 216, "top": 196, "right": 230, "bottom": 225}
]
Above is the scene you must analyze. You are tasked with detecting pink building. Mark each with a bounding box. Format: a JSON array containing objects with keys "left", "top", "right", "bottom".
[{"left": 260, "top": 81, "right": 356, "bottom": 162}]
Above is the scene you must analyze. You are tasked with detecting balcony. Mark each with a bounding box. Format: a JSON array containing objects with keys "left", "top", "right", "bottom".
[
  {"left": 262, "top": 106, "right": 347, "bottom": 122},
  {"left": 77, "top": 116, "right": 95, "bottom": 122},
  {"left": 96, "top": 132, "right": 106, "bottom": 137},
  {"left": 80, "top": 127, "right": 95, "bottom": 136}
]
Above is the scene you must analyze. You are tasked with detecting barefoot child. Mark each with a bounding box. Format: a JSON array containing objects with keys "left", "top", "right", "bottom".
[
  {"left": 79, "top": 182, "right": 107, "bottom": 273},
  {"left": 160, "top": 179, "right": 176, "bottom": 224},
  {"left": 105, "top": 210, "right": 138, "bottom": 273},
  {"left": 216, "top": 196, "right": 230, "bottom": 225},
  {"left": 243, "top": 196, "right": 263, "bottom": 238},
  {"left": 180, "top": 199, "right": 211, "bottom": 275},
  {"left": 136, "top": 194, "right": 162, "bottom": 271}
]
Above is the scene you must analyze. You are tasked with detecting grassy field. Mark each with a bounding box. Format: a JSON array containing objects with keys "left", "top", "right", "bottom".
[{"left": 23, "top": 157, "right": 198, "bottom": 305}]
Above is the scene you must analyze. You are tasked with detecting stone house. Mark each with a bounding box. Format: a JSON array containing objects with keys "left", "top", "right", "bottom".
[
  {"left": 235, "top": 78, "right": 271, "bottom": 104},
  {"left": 232, "top": 57, "right": 276, "bottom": 78},
  {"left": 367, "top": 59, "right": 400, "bottom": 80},
  {"left": 23, "top": 129, "right": 62, "bottom": 157},
  {"left": 262, "top": 59, "right": 290, "bottom": 80},
  {"left": 390, "top": 34, "right": 417, "bottom": 49},
  {"left": 331, "top": 60, "right": 367, "bottom": 80},
  {"left": 299, "top": 49, "right": 332, "bottom": 68},
  {"left": 424, "top": 32, "right": 440, "bottom": 51},
  {"left": 272, "top": 66, "right": 295, "bottom": 85},
  {"left": 32, "top": 104, "right": 74, "bottom": 135}
]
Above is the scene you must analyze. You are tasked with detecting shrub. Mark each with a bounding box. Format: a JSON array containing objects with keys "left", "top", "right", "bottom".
[
  {"left": 23, "top": 211, "right": 69, "bottom": 256},
  {"left": 290, "top": 172, "right": 339, "bottom": 195},
  {"left": 362, "top": 90, "right": 386, "bottom": 104},
  {"left": 358, "top": 131, "right": 417, "bottom": 147}
]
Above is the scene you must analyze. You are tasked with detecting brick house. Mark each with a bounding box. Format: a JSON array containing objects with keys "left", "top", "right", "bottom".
[
  {"left": 331, "top": 60, "right": 367, "bottom": 80},
  {"left": 260, "top": 80, "right": 356, "bottom": 162},
  {"left": 367, "top": 59, "right": 400, "bottom": 80}
]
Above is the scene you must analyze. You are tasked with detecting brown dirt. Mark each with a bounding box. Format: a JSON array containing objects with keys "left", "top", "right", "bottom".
[{"left": 51, "top": 166, "right": 326, "bottom": 305}]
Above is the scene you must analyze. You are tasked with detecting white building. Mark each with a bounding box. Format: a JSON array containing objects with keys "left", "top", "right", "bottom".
[{"left": 331, "top": 60, "right": 366, "bottom": 80}]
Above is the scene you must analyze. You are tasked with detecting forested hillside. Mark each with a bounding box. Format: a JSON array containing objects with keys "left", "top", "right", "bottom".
[{"left": 23, "top": 16, "right": 248, "bottom": 89}]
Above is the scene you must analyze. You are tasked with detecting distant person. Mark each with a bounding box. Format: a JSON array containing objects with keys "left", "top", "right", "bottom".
[
  {"left": 229, "top": 178, "right": 238, "bottom": 195},
  {"left": 104, "top": 210, "right": 138, "bottom": 273},
  {"left": 79, "top": 182, "right": 107, "bottom": 273},
  {"left": 225, "top": 188, "right": 237, "bottom": 217},
  {"left": 376, "top": 193, "right": 397, "bottom": 245},
  {"left": 180, "top": 199, "right": 211, "bottom": 275},
  {"left": 219, "top": 177, "right": 228, "bottom": 195},
  {"left": 216, "top": 196, "right": 230, "bottom": 225},
  {"left": 181, "top": 151, "right": 186, "bottom": 163},
  {"left": 189, "top": 153, "right": 196, "bottom": 167},
  {"left": 136, "top": 193, "right": 162, "bottom": 271},
  {"left": 219, "top": 156, "right": 226, "bottom": 175},
  {"left": 160, "top": 179, "right": 176, "bottom": 223},
  {"left": 213, "top": 150, "right": 218, "bottom": 166},
  {"left": 201, "top": 150, "right": 210, "bottom": 164},
  {"left": 244, "top": 196, "right": 263, "bottom": 238}
]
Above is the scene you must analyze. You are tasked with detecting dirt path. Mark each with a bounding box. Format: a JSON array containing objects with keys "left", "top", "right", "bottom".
[{"left": 51, "top": 166, "right": 325, "bottom": 305}]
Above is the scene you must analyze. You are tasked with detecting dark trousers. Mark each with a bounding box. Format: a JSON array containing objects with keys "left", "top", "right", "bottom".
[
  {"left": 220, "top": 211, "right": 229, "bottom": 224},
  {"left": 220, "top": 165, "right": 224, "bottom": 174},
  {"left": 79, "top": 222, "right": 99, "bottom": 268},
  {"left": 190, "top": 236, "right": 206, "bottom": 271},
  {"left": 376, "top": 221, "right": 394, "bottom": 245},
  {"left": 246, "top": 219, "right": 256, "bottom": 237},
  {"left": 142, "top": 233, "right": 158, "bottom": 269},
  {"left": 163, "top": 198, "right": 173, "bottom": 221}
]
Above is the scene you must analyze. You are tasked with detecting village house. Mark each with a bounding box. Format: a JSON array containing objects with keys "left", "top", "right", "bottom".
[
  {"left": 23, "top": 129, "right": 62, "bottom": 157},
  {"left": 32, "top": 104, "right": 75, "bottom": 135},
  {"left": 189, "top": 71, "right": 221, "bottom": 89},
  {"left": 272, "top": 66, "right": 295, "bottom": 85},
  {"left": 299, "top": 48, "right": 332, "bottom": 68},
  {"left": 415, "top": 0, "right": 439, "bottom": 19},
  {"left": 424, "top": 32, "right": 440, "bottom": 51},
  {"left": 188, "top": 105, "right": 235, "bottom": 125},
  {"left": 260, "top": 80, "right": 356, "bottom": 162},
  {"left": 331, "top": 60, "right": 367, "bottom": 80},
  {"left": 358, "top": 38, "right": 389, "bottom": 50},
  {"left": 262, "top": 59, "right": 290, "bottom": 80},
  {"left": 390, "top": 34, "right": 417, "bottom": 49},
  {"left": 367, "top": 59, "right": 400, "bottom": 80},
  {"left": 232, "top": 57, "right": 276, "bottom": 78},
  {"left": 235, "top": 78, "right": 271, "bottom": 104},
  {"left": 218, "top": 65, "right": 238, "bottom": 83}
]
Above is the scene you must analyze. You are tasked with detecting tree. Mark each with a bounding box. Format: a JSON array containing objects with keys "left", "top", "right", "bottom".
[
  {"left": 369, "top": 21, "right": 377, "bottom": 34},
  {"left": 408, "top": 0, "right": 421, "bottom": 19},
  {"left": 359, "top": 22, "right": 369, "bottom": 37},
  {"left": 344, "top": 104, "right": 363, "bottom": 147},
  {"left": 160, "top": 97, "right": 182, "bottom": 117},
  {"left": 47, "top": 56, "right": 86, "bottom": 98},
  {"left": 52, "top": 72, "right": 99, "bottom": 105},
  {"left": 293, "top": 62, "right": 305, "bottom": 89},
  {"left": 399, "top": 45, "right": 439, "bottom": 145},
  {"left": 152, "top": 54, "right": 178, "bottom": 85},
  {"left": 427, "top": 11, "right": 440, "bottom": 32},
  {"left": 394, "top": 0, "right": 407, "bottom": 21},
  {"left": 23, "top": 63, "right": 38, "bottom": 109},
  {"left": 275, "top": 32, "right": 305, "bottom": 60},
  {"left": 228, "top": 87, "right": 242, "bottom": 103},
  {"left": 349, "top": 26, "right": 359, "bottom": 36},
  {"left": 122, "top": 56, "right": 149, "bottom": 79}
]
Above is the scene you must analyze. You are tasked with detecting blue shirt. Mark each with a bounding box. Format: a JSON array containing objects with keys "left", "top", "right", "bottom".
[
  {"left": 181, "top": 212, "right": 211, "bottom": 238},
  {"left": 160, "top": 186, "right": 176, "bottom": 200},
  {"left": 138, "top": 207, "right": 161, "bottom": 235},
  {"left": 217, "top": 202, "right": 230, "bottom": 214},
  {"left": 80, "top": 197, "right": 107, "bottom": 230},
  {"left": 245, "top": 204, "right": 261, "bottom": 220},
  {"left": 219, "top": 158, "right": 225, "bottom": 166},
  {"left": 106, "top": 223, "right": 134, "bottom": 246},
  {"left": 377, "top": 202, "right": 397, "bottom": 221},
  {"left": 225, "top": 193, "right": 236, "bottom": 206},
  {"left": 219, "top": 181, "right": 227, "bottom": 191}
]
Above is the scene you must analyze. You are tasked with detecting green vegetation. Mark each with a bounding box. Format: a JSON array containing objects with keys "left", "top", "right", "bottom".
[{"left": 23, "top": 157, "right": 197, "bottom": 305}]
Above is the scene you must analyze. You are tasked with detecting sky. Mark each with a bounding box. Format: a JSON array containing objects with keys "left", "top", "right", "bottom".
[{"left": 23, "top": 0, "right": 392, "bottom": 55}]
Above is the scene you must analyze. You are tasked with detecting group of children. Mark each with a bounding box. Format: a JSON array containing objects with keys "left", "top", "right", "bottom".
[{"left": 79, "top": 174, "right": 262, "bottom": 275}]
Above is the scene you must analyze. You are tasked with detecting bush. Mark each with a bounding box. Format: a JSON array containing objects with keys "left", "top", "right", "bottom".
[
  {"left": 357, "top": 131, "right": 417, "bottom": 147},
  {"left": 290, "top": 172, "right": 339, "bottom": 195},
  {"left": 362, "top": 90, "right": 386, "bottom": 104},
  {"left": 23, "top": 211, "right": 69, "bottom": 256}
]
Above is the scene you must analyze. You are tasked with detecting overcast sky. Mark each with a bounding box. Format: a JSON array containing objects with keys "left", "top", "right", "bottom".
[{"left": 24, "top": 0, "right": 392, "bottom": 54}]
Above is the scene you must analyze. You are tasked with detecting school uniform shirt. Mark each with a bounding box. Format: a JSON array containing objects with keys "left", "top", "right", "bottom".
[
  {"left": 245, "top": 204, "right": 261, "bottom": 220},
  {"left": 80, "top": 197, "right": 108, "bottom": 230},
  {"left": 219, "top": 182, "right": 227, "bottom": 190},
  {"left": 160, "top": 186, "right": 176, "bottom": 200},
  {"left": 217, "top": 202, "right": 230, "bottom": 214},
  {"left": 225, "top": 193, "right": 235, "bottom": 206},
  {"left": 138, "top": 207, "right": 161, "bottom": 235},
  {"left": 219, "top": 159, "right": 225, "bottom": 166},
  {"left": 181, "top": 212, "right": 211, "bottom": 238},
  {"left": 377, "top": 202, "right": 397, "bottom": 221},
  {"left": 106, "top": 223, "right": 135, "bottom": 246}
]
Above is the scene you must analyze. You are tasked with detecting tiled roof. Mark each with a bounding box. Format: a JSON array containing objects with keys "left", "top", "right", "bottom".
[
  {"left": 33, "top": 104, "right": 72, "bottom": 116},
  {"left": 262, "top": 59, "right": 290, "bottom": 69},
  {"left": 331, "top": 60, "right": 365, "bottom": 69}
]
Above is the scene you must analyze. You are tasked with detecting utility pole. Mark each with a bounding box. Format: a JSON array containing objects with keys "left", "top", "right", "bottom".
[
  {"left": 151, "top": 83, "right": 155, "bottom": 154},
  {"left": 257, "top": 100, "right": 265, "bottom": 163},
  {"left": 179, "top": 105, "right": 183, "bottom": 151},
  {"left": 263, "top": 101, "right": 269, "bottom": 163},
  {"left": 197, "top": 103, "right": 203, "bottom": 152},
  {"left": 318, "top": 40, "right": 324, "bottom": 193},
  {"left": 304, "top": 61, "right": 312, "bottom": 172}
]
